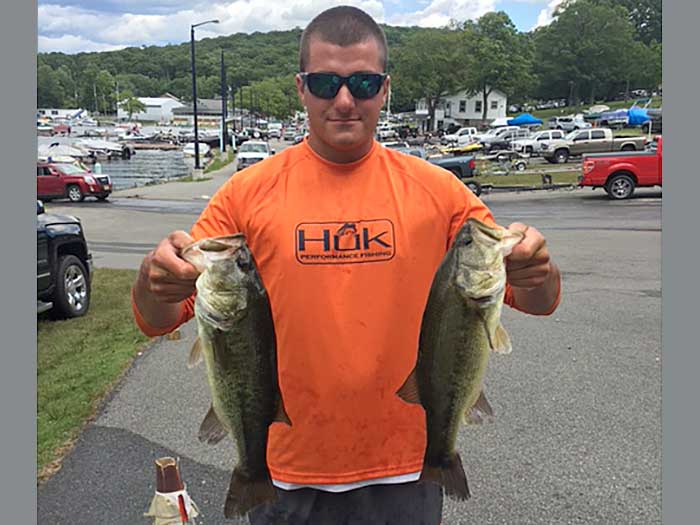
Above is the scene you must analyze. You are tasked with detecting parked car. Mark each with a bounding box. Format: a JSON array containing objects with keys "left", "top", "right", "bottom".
[
  {"left": 267, "top": 123, "right": 283, "bottom": 139},
  {"left": 473, "top": 125, "right": 519, "bottom": 144},
  {"left": 394, "top": 147, "right": 481, "bottom": 196},
  {"left": 542, "top": 128, "right": 647, "bottom": 164},
  {"left": 283, "top": 128, "right": 298, "bottom": 141},
  {"left": 234, "top": 140, "right": 274, "bottom": 171},
  {"left": 512, "top": 129, "right": 566, "bottom": 155},
  {"left": 37, "top": 162, "right": 112, "bottom": 202},
  {"left": 547, "top": 115, "right": 592, "bottom": 132},
  {"left": 481, "top": 127, "right": 531, "bottom": 152},
  {"left": 441, "top": 127, "right": 479, "bottom": 146},
  {"left": 376, "top": 122, "right": 398, "bottom": 140},
  {"left": 37, "top": 200, "right": 92, "bottom": 318},
  {"left": 578, "top": 136, "right": 662, "bottom": 199}
]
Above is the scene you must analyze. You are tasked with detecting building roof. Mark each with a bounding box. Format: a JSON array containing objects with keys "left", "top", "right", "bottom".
[
  {"left": 172, "top": 98, "right": 225, "bottom": 116},
  {"left": 137, "top": 97, "right": 184, "bottom": 107}
]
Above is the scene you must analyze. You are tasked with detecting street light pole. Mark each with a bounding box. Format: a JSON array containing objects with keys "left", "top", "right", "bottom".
[{"left": 190, "top": 19, "right": 219, "bottom": 170}]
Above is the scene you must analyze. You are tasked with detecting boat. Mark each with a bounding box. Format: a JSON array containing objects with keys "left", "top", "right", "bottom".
[{"left": 182, "top": 142, "right": 211, "bottom": 157}]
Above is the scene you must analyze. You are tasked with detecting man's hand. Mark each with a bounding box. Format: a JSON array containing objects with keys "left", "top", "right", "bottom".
[
  {"left": 505, "top": 222, "right": 552, "bottom": 290},
  {"left": 132, "top": 231, "right": 200, "bottom": 330},
  {"left": 504, "top": 222, "right": 560, "bottom": 315},
  {"left": 138, "top": 231, "right": 200, "bottom": 303}
]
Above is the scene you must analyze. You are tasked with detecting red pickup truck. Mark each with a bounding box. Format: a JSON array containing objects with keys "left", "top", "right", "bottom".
[
  {"left": 37, "top": 162, "right": 113, "bottom": 202},
  {"left": 579, "top": 136, "right": 662, "bottom": 199}
]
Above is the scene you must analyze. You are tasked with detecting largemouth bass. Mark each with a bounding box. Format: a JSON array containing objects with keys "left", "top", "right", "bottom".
[
  {"left": 181, "top": 234, "right": 291, "bottom": 518},
  {"left": 397, "top": 218, "right": 524, "bottom": 500}
]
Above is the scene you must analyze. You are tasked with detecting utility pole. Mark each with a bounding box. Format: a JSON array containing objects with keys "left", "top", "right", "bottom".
[{"left": 220, "top": 50, "right": 227, "bottom": 152}]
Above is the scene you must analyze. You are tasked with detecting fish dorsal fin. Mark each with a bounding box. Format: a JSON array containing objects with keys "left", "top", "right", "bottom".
[
  {"left": 198, "top": 404, "right": 228, "bottom": 444},
  {"left": 465, "top": 390, "right": 494, "bottom": 424},
  {"left": 479, "top": 312, "right": 513, "bottom": 354},
  {"left": 273, "top": 396, "right": 292, "bottom": 426},
  {"left": 396, "top": 368, "right": 422, "bottom": 405},
  {"left": 187, "top": 337, "right": 203, "bottom": 368}
]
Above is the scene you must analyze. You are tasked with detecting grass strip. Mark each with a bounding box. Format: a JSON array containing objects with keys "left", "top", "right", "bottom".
[{"left": 37, "top": 268, "right": 150, "bottom": 480}]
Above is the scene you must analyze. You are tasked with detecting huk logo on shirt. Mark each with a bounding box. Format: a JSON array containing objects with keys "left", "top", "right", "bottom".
[{"left": 295, "top": 219, "right": 396, "bottom": 264}]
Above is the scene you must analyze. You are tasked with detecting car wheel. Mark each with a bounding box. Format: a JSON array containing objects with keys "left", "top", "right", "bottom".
[
  {"left": 51, "top": 254, "right": 90, "bottom": 318},
  {"left": 606, "top": 174, "right": 635, "bottom": 200},
  {"left": 464, "top": 179, "right": 482, "bottom": 197},
  {"left": 525, "top": 146, "right": 534, "bottom": 154},
  {"left": 621, "top": 144, "right": 635, "bottom": 151},
  {"left": 515, "top": 161, "right": 527, "bottom": 171},
  {"left": 67, "top": 185, "right": 84, "bottom": 202},
  {"left": 554, "top": 149, "right": 569, "bottom": 164}
]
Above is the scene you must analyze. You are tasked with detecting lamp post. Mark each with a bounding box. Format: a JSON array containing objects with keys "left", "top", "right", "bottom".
[{"left": 190, "top": 18, "right": 219, "bottom": 170}]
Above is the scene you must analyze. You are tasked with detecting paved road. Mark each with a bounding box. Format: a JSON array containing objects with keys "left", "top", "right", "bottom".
[{"left": 38, "top": 156, "right": 661, "bottom": 524}]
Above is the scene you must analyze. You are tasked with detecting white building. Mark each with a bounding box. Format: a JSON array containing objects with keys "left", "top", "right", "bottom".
[
  {"left": 415, "top": 88, "right": 508, "bottom": 132},
  {"left": 117, "top": 93, "right": 185, "bottom": 123},
  {"left": 37, "top": 108, "right": 89, "bottom": 120}
]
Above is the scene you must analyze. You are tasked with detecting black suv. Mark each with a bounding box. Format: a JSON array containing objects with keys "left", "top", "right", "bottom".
[{"left": 37, "top": 201, "right": 93, "bottom": 318}]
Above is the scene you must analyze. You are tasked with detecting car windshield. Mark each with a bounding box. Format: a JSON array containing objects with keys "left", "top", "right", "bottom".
[
  {"left": 240, "top": 143, "right": 268, "bottom": 153},
  {"left": 55, "top": 163, "right": 87, "bottom": 175}
]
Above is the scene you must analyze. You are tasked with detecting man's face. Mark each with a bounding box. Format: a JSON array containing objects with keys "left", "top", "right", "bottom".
[{"left": 296, "top": 37, "right": 389, "bottom": 162}]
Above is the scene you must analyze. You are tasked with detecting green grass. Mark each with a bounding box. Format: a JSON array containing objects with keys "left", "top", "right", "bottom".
[
  {"left": 475, "top": 171, "right": 579, "bottom": 187},
  {"left": 204, "top": 149, "right": 236, "bottom": 173},
  {"left": 37, "top": 268, "right": 150, "bottom": 479},
  {"left": 176, "top": 175, "right": 213, "bottom": 182}
]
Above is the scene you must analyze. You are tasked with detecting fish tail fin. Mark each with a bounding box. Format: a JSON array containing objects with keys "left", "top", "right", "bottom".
[
  {"left": 224, "top": 469, "right": 277, "bottom": 518},
  {"left": 421, "top": 454, "right": 471, "bottom": 501}
]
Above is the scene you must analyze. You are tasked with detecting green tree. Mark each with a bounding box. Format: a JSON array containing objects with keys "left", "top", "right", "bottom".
[
  {"left": 392, "top": 29, "right": 467, "bottom": 130},
  {"left": 460, "top": 12, "right": 534, "bottom": 120},
  {"left": 37, "top": 65, "right": 65, "bottom": 108},
  {"left": 532, "top": 0, "right": 639, "bottom": 104},
  {"left": 118, "top": 91, "right": 146, "bottom": 120}
]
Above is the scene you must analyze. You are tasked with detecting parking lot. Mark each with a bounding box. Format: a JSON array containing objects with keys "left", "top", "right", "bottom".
[{"left": 39, "top": 177, "right": 661, "bottom": 523}]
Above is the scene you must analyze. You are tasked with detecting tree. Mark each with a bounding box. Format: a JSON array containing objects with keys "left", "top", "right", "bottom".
[
  {"left": 532, "top": 0, "right": 639, "bottom": 104},
  {"left": 119, "top": 91, "right": 146, "bottom": 121},
  {"left": 391, "top": 29, "right": 467, "bottom": 131},
  {"left": 459, "top": 12, "right": 534, "bottom": 121}
]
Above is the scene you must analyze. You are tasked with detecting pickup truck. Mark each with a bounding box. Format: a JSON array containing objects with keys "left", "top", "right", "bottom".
[
  {"left": 578, "top": 136, "right": 662, "bottom": 200},
  {"left": 394, "top": 146, "right": 481, "bottom": 196},
  {"left": 37, "top": 161, "right": 113, "bottom": 202},
  {"left": 441, "top": 127, "right": 478, "bottom": 146},
  {"left": 542, "top": 127, "right": 647, "bottom": 164},
  {"left": 37, "top": 200, "right": 92, "bottom": 317}
]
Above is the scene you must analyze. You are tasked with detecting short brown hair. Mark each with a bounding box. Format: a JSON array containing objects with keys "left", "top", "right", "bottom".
[{"left": 299, "top": 6, "right": 388, "bottom": 72}]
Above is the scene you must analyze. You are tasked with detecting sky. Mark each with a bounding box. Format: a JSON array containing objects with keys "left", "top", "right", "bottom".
[{"left": 38, "top": 0, "right": 564, "bottom": 54}]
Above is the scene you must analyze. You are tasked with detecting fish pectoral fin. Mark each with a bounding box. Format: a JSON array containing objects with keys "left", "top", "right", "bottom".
[
  {"left": 465, "top": 390, "right": 494, "bottom": 424},
  {"left": 396, "top": 368, "right": 422, "bottom": 405},
  {"left": 492, "top": 323, "right": 513, "bottom": 354},
  {"left": 479, "top": 312, "right": 513, "bottom": 355},
  {"left": 187, "top": 337, "right": 204, "bottom": 369},
  {"left": 273, "top": 396, "right": 292, "bottom": 426},
  {"left": 198, "top": 404, "right": 228, "bottom": 444}
]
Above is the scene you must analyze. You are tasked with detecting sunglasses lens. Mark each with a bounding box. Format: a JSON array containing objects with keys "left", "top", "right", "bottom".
[
  {"left": 348, "top": 74, "right": 383, "bottom": 99},
  {"left": 307, "top": 74, "right": 340, "bottom": 99},
  {"left": 305, "top": 73, "right": 384, "bottom": 99}
]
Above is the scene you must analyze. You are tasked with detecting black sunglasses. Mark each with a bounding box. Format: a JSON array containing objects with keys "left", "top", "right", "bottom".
[{"left": 300, "top": 72, "right": 387, "bottom": 100}]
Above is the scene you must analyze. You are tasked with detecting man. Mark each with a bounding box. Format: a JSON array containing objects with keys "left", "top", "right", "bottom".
[{"left": 132, "top": 6, "right": 561, "bottom": 524}]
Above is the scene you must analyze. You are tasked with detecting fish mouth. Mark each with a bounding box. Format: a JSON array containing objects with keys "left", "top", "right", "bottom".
[{"left": 181, "top": 234, "right": 247, "bottom": 272}]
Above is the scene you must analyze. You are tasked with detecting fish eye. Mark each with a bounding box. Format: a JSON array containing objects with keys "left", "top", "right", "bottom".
[{"left": 462, "top": 239, "right": 472, "bottom": 247}]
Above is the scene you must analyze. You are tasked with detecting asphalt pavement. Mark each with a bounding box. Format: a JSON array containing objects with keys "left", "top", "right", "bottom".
[{"left": 38, "top": 143, "right": 662, "bottom": 524}]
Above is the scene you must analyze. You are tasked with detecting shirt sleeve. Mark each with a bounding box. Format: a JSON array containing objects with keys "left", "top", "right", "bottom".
[{"left": 131, "top": 178, "right": 242, "bottom": 337}]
